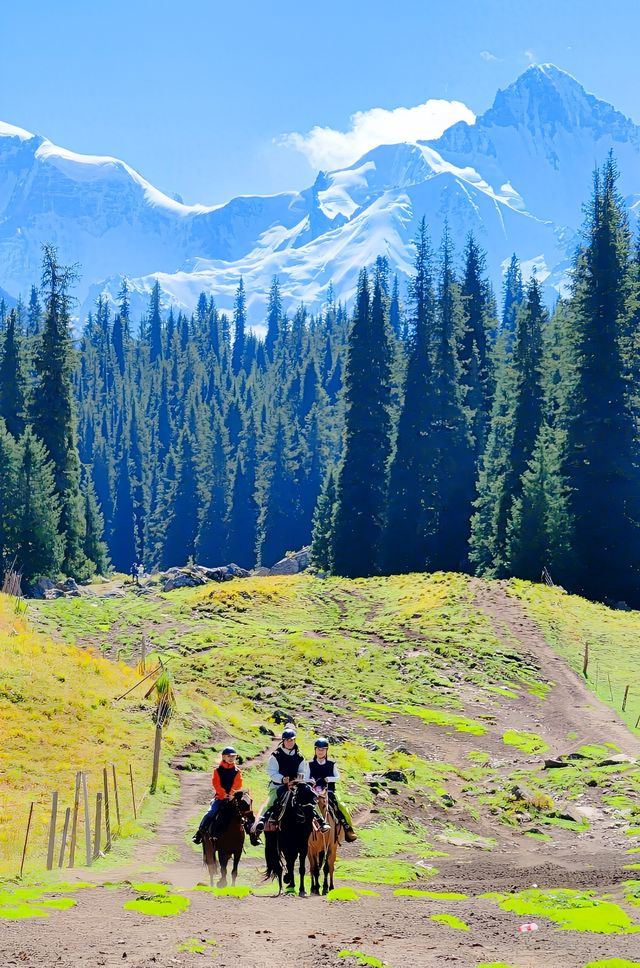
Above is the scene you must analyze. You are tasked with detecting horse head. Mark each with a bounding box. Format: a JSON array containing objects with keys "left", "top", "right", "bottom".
[{"left": 234, "top": 790, "right": 255, "bottom": 829}]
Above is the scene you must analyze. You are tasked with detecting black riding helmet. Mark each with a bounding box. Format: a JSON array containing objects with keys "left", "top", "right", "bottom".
[
  {"left": 281, "top": 727, "right": 297, "bottom": 741},
  {"left": 314, "top": 737, "right": 329, "bottom": 749},
  {"left": 222, "top": 746, "right": 237, "bottom": 755}
]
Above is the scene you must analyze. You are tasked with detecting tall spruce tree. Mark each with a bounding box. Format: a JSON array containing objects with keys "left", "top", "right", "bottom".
[
  {"left": 227, "top": 412, "right": 259, "bottom": 568},
  {"left": 429, "top": 229, "right": 475, "bottom": 571},
  {"left": 501, "top": 254, "right": 524, "bottom": 350},
  {"left": 0, "top": 309, "right": 27, "bottom": 438},
  {"left": 383, "top": 219, "right": 436, "bottom": 574},
  {"left": 0, "top": 419, "right": 19, "bottom": 573},
  {"left": 459, "top": 233, "right": 496, "bottom": 460},
  {"left": 265, "top": 277, "right": 282, "bottom": 361},
  {"left": 14, "top": 428, "right": 64, "bottom": 581},
  {"left": 31, "top": 245, "right": 88, "bottom": 576},
  {"left": 162, "top": 430, "right": 199, "bottom": 567},
  {"left": 231, "top": 279, "right": 247, "bottom": 375},
  {"left": 311, "top": 467, "right": 336, "bottom": 572},
  {"left": 558, "top": 156, "right": 640, "bottom": 604},
  {"left": 82, "top": 473, "right": 110, "bottom": 575},
  {"left": 332, "top": 268, "right": 392, "bottom": 578},
  {"left": 147, "top": 281, "right": 163, "bottom": 363}
]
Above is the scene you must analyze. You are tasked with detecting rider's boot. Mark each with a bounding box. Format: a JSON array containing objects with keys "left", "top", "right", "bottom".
[
  {"left": 253, "top": 807, "right": 271, "bottom": 836},
  {"left": 314, "top": 808, "right": 331, "bottom": 833},
  {"left": 192, "top": 827, "right": 204, "bottom": 845},
  {"left": 343, "top": 824, "right": 358, "bottom": 842}
]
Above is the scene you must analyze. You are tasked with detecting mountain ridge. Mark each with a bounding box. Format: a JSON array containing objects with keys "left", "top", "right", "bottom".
[{"left": 1, "top": 65, "right": 638, "bottom": 323}]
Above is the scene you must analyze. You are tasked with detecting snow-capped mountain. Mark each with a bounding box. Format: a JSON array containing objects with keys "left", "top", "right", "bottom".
[{"left": 1, "top": 65, "right": 639, "bottom": 324}]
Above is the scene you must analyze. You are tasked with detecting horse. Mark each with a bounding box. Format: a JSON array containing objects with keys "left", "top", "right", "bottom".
[
  {"left": 202, "top": 790, "right": 254, "bottom": 888},
  {"left": 263, "top": 781, "right": 318, "bottom": 896},
  {"left": 307, "top": 782, "right": 342, "bottom": 895}
]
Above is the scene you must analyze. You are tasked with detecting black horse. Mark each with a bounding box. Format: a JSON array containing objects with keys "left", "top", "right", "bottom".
[
  {"left": 263, "top": 781, "right": 318, "bottom": 896},
  {"left": 202, "top": 790, "right": 255, "bottom": 888}
]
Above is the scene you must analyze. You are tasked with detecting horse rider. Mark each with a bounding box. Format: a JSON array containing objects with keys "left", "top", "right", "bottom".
[
  {"left": 309, "top": 737, "right": 357, "bottom": 842},
  {"left": 192, "top": 746, "right": 242, "bottom": 844},
  {"left": 253, "top": 726, "right": 330, "bottom": 835}
]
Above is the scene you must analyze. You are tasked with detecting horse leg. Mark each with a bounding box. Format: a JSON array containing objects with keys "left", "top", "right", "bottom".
[
  {"left": 298, "top": 849, "right": 307, "bottom": 897},
  {"left": 217, "top": 849, "right": 229, "bottom": 888},
  {"left": 231, "top": 848, "right": 241, "bottom": 886},
  {"left": 285, "top": 852, "right": 296, "bottom": 894}
]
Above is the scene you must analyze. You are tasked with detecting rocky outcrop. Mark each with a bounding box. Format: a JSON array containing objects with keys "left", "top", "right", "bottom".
[
  {"left": 160, "top": 563, "right": 250, "bottom": 592},
  {"left": 266, "top": 547, "right": 311, "bottom": 576}
]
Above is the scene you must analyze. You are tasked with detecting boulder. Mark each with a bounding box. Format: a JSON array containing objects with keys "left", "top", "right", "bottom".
[
  {"left": 163, "top": 572, "right": 203, "bottom": 592},
  {"left": 28, "top": 577, "right": 57, "bottom": 599},
  {"left": 543, "top": 758, "right": 570, "bottom": 770},
  {"left": 268, "top": 547, "right": 311, "bottom": 576},
  {"left": 383, "top": 770, "right": 409, "bottom": 783},
  {"left": 55, "top": 578, "right": 81, "bottom": 596}
]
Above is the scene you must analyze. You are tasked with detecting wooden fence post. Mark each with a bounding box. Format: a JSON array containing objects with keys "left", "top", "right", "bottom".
[
  {"left": 582, "top": 642, "right": 589, "bottom": 678},
  {"left": 58, "top": 807, "right": 71, "bottom": 868},
  {"left": 68, "top": 772, "right": 81, "bottom": 868},
  {"left": 19, "top": 803, "right": 34, "bottom": 878},
  {"left": 81, "top": 773, "right": 92, "bottom": 867},
  {"left": 622, "top": 685, "right": 630, "bottom": 712},
  {"left": 102, "top": 767, "right": 111, "bottom": 851},
  {"left": 112, "top": 764, "right": 121, "bottom": 827},
  {"left": 46, "top": 792, "right": 58, "bottom": 871},
  {"left": 150, "top": 723, "right": 162, "bottom": 794},
  {"left": 129, "top": 764, "right": 138, "bottom": 819},
  {"left": 93, "top": 793, "right": 102, "bottom": 860}
]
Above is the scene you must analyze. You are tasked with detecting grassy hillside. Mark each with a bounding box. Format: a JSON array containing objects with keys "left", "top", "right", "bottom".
[{"left": 17, "top": 571, "right": 640, "bottom": 890}]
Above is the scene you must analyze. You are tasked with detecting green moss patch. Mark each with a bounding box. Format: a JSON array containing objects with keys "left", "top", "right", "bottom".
[
  {"left": 476, "top": 963, "right": 517, "bottom": 968},
  {"left": 624, "top": 881, "right": 640, "bottom": 906},
  {"left": 338, "top": 951, "right": 389, "bottom": 967},
  {"left": 583, "top": 961, "right": 640, "bottom": 967},
  {"left": 482, "top": 888, "right": 640, "bottom": 933},
  {"left": 502, "top": 730, "right": 548, "bottom": 754},
  {"left": 193, "top": 885, "right": 252, "bottom": 898},
  {"left": 177, "top": 938, "right": 217, "bottom": 953},
  {"left": 430, "top": 913, "right": 470, "bottom": 930},
  {"left": 124, "top": 893, "right": 190, "bottom": 917},
  {"left": 394, "top": 889, "right": 468, "bottom": 900},
  {"left": 336, "top": 858, "right": 434, "bottom": 884},
  {"left": 0, "top": 887, "right": 77, "bottom": 920}
]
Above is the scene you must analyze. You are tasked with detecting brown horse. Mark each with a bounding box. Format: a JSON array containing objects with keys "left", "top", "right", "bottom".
[
  {"left": 307, "top": 783, "right": 342, "bottom": 895},
  {"left": 202, "top": 791, "right": 254, "bottom": 887}
]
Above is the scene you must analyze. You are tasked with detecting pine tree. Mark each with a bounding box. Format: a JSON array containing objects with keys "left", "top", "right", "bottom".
[
  {"left": 227, "top": 412, "right": 259, "bottom": 568},
  {"left": 429, "top": 229, "right": 475, "bottom": 571},
  {"left": 0, "top": 419, "right": 19, "bottom": 572},
  {"left": 31, "top": 245, "right": 88, "bottom": 576},
  {"left": 470, "top": 276, "right": 547, "bottom": 575},
  {"left": 332, "top": 268, "right": 392, "bottom": 577},
  {"left": 111, "top": 440, "right": 137, "bottom": 572},
  {"left": 558, "top": 156, "right": 640, "bottom": 604},
  {"left": 147, "top": 281, "right": 163, "bottom": 363},
  {"left": 231, "top": 279, "right": 247, "bottom": 375},
  {"left": 459, "top": 233, "right": 497, "bottom": 460},
  {"left": 311, "top": 468, "right": 336, "bottom": 572},
  {"left": 82, "top": 473, "right": 110, "bottom": 575},
  {"left": 27, "top": 285, "right": 42, "bottom": 336},
  {"left": 196, "top": 416, "right": 230, "bottom": 565},
  {"left": 0, "top": 309, "right": 27, "bottom": 438},
  {"left": 501, "top": 254, "right": 524, "bottom": 351},
  {"left": 265, "top": 277, "right": 282, "bottom": 361},
  {"left": 14, "top": 428, "right": 64, "bottom": 581},
  {"left": 256, "top": 413, "right": 303, "bottom": 566},
  {"left": 162, "top": 430, "right": 199, "bottom": 567},
  {"left": 384, "top": 219, "right": 436, "bottom": 573}
]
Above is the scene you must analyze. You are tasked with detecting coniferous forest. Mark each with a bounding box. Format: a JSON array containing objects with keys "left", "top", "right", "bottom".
[{"left": 0, "top": 157, "right": 639, "bottom": 606}]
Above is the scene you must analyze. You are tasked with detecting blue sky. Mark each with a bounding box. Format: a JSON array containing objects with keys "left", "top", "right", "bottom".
[{"left": 2, "top": 1, "right": 639, "bottom": 205}]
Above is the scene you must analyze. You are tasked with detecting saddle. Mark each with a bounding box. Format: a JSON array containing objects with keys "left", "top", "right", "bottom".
[{"left": 265, "top": 788, "right": 292, "bottom": 832}]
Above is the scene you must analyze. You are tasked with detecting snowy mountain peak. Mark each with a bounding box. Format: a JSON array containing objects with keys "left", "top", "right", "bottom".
[{"left": 485, "top": 64, "right": 635, "bottom": 137}]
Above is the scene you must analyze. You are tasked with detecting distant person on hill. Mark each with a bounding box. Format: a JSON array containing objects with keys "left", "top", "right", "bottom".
[
  {"left": 309, "top": 737, "right": 357, "bottom": 842},
  {"left": 192, "top": 746, "right": 243, "bottom": 844},
  {"left": 130, "top": 561, "right": 139, "bottom": 585},
  {"left": 252, "top": 726, "right": 330, "bottom": 835}
]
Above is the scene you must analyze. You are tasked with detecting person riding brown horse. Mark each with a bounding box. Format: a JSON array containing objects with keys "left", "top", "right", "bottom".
[
  {"left": 202, "top": 790, "right": 254, "bottom": 887},
  {"left": 193, "top": 746, "right": 243, "bottom": 844},
  {"left": 308, "top": 737, "right": 357, "bottom": 842}
]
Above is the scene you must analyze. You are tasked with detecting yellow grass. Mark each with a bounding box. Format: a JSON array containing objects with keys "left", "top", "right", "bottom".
[{"left": 0, "top": 595, "right": 156, "bottom": 875}]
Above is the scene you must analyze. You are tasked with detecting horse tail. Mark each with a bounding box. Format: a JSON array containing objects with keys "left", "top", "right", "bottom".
[{"left": 263, "top": 832, "right": 282, "bottom": 882}]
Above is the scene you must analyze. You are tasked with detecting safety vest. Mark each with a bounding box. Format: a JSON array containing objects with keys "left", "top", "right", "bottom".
[
  {"left": 309, "top": 758, "right": 336, "bottom": 782},
  {"left": 215, "top": 763, "right": 239, "bottom": 794},
  {"left": 272, "top": 746, "right": 303, "bottom": 780}
]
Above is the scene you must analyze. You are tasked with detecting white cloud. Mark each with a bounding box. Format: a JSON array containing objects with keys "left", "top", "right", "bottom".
[
  {"left": 480, "top": 49, "right": 499, "bottom": 62},
  {"left": 280, "top": 99, "right": 475, "bottom": 172},
  {"left": 524, "top": 50, "right": 536, "bottom": 64}
]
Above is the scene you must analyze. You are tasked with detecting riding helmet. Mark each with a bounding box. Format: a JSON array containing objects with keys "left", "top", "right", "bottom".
[
  {"left": 222, "top": 746, "right": 237, "bottom": 755},
  {"left": 314, "top": 737, "right": 329, "bottom": 749},
  {"left": 281, "top": 727, "right": 297, "bottom": 740}
]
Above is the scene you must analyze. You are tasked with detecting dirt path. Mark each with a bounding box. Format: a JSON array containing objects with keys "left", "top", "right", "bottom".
[{"left": 4, "top": 581, "right": 640, "bottom": 967}]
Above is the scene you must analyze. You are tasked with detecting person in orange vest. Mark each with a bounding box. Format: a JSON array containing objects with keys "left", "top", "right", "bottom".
[{"left": 192, "top": 746, "right": 242, "bottom": 843}]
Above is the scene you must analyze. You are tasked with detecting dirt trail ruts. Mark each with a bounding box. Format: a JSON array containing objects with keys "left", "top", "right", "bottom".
[{"left": 471, "top": 579, "right": 640, "bottom": 758}]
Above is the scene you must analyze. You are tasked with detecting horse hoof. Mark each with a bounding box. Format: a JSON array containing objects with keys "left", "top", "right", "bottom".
[{"left": 299, "top": 890, "right": 306, "bottom": 897}]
